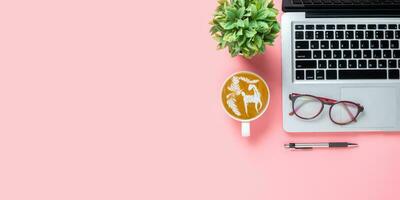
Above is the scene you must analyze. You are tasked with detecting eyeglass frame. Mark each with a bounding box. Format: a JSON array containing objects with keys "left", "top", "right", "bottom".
[{"left": 288, "top": 93, "right": 364, "bottom": 125}]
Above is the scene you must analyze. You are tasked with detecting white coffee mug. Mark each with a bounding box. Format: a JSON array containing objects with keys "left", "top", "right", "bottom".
[{"left": 221, "top": 71, "right": 270, "bottom": 137}]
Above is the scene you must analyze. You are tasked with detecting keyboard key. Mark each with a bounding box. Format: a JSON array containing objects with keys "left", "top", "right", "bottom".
[
  {"left": 333, "top": 50, "right": 341, "bottom": 58},
  {"left": 296, "top": 51, "right": 312, "bottom": 59},
  {"left": 338, "top": 60, "right": 347, "bottom": 68},
  {"left": 348, "top": 60, "right": 357, "bottom": 68},
  {"left": 326, "top": 70, "right": 337, "bottom": 80},
  {"left": 347, "top": 24, "right": 356, "bottom": 29},
  {"left": 367, "top": 24, "right": 376, "bottom": 29},
  {"left": 295, "top": 25, "right": 304, "bottom": 30},
  {"left": 365, "top": 31, "right": 374, "bottom": 39},
  {"left": 373, "top": 50, "right": 382, "bottom": 58},
  {"left": 296, "top": 60, "right": 317, "bottom": 69},
  {"left": 326, "top": 24, "right": 335, "bottom": 29},
  {"left": 370, "top": 40, "right": 379, "bottom": 49},
  {"left": 381, "top": 40, "right": 389, "bottom": 48},
  {"left": 330, "top": 41, "right": 339, "bottom": 49},
  {"left": 296, "top": 70, "right": 304, "bottom": 80},
  {"left": 396, "top": 31, "right": 400, "bottom": 39},
  {"left": 389, "top": 60, "right": 397, "bottom": 68},
  {"left": 386, "top": 31, "right": 394, "bottom": 39},
  {"left": 315, "top": 31, "right": 324, "bottom": 39},
  {"left": 358, "top": 60, "right": 367, "bottom": 68},
  {"left": 295, "top": 31, "right": 304, "bottom": 39},
  {"left": 355, "top": 31, "right": 364, "bottom": 39},
  {"left": 296, "top": 41, "right": 309, "bottom": 49},
  {"left": 394, "top": 50, "right": 400, "bottom": 58},
  {"left": 306, "top": 25, "right": 314, "bottom": 30},
  {"left": 337, "top": 24, "right": 345, "bottom": 29},
  {"left": 383, "top": 50, "right": 392, "bottom": 58},
  {"left": 335, "top": 31, "right": 344, "bottom": 39},
  {"left": 306, "top": 70, "right": 314, "bottom": 80},
  {"left": 353, "top": 50, "right": 362, "bottom": 58},
  {"left": 305, "top": 31, "right": 314, "bottom": 39},
  {"left": 358, "top": 24, "right": 366, "bottom": 29},
  {"left": 316, "top": 70, "right": 325, "bottom": 80},
  {"left": 339, "top": 70, "right": 387, "bottom": 79},
  {"left": 368, "top": 60, "right": 377, "bottom": 68},
  {"left": 316, "top": 25, "right": 325, "bottom": 30},
  {"left": 321, "top": 41, "right": 329, "bottom": 49},
  {"left": 325, "top": 31, "right": 334, "bottom": 39},
  {"left": 343, "top": 50, "right": 352, "bottom": 59},
  {"left": 363, "top": 50, "right": 372, "bottom": 58},
  {"left": 389, "top": 24, "right": 397, "bottom": 29},
  {"left": 323, "top": 50, "right": 332, "bottom": 59},
  {"left": 378, "top": 24, "right": 387, "bottom": 29},
  {"left": 310, "top": 41, "right": 319, "bottom": 49},
  {"left": 391, "top": 40, "right": 399, "bottom": 49},
  {"left": 361, "top": 40, "right": 369, "bottom": 49},
  {"left": 313, "top": 50, "right": 322, "bottom": 59},
  {"left": 340, "top": 41, "right": 349, "bottom": 49},
  {"left": 375, "top": 31, "right": 384, "bottom": 39},
  {"left": 351, "top": 40, "right": 359, "bottom": 49},
  {"left": 378, "top": 60, "right": 387, "bottom": 68},
  {"left": 345, "top": 31, "right": 354, "bottom": 39},
  {"left": 389, "top": 70, "right": 400, "bottom": 79},
  {"left": 318, "top": 60, "right": 327, "bottom": 68},
  {"left": 328, "top": 60, "right": 337, "bottom": 68}
]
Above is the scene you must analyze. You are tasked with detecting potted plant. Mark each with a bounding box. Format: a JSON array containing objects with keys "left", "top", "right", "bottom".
[{"left": 210, "top": 0, "right": 280, "bottom": 59}]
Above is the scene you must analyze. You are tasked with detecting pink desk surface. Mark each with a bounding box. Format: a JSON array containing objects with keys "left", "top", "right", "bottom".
[{"left": 1, "top": 0, "right": 400, "bottom": 199}]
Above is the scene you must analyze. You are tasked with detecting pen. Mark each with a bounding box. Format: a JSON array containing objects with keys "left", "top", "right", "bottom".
[{"left": 284, "top": 142, "right": 358, "bottom": 150}]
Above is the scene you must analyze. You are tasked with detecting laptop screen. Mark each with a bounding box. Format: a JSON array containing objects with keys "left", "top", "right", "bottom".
[
  {"left": 292, "top": 0, "right": 400, "bottom": 6},
  {"left": 284, "top": 0, "right": 400, "bottom": 11}
]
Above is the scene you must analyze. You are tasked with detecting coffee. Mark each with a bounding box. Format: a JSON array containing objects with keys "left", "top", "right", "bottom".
[{"left": 221, "top": 71, "right": 270, "bottom": 121}]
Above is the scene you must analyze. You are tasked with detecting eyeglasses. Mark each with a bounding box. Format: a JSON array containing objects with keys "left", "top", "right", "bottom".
[{"left": 289, "top": 93, "right": 364, "bottom": 125}]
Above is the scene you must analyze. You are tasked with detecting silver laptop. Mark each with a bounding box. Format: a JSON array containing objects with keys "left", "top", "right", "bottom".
[{"left": 282, "top": 0, "right": 400, "bottom": 132}]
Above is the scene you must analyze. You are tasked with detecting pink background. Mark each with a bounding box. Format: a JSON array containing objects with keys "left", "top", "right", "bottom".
[{"left": 1, "top": 0, "right": 400, "bottom": 199}]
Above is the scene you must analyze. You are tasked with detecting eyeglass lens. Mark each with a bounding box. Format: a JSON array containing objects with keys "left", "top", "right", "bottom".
[
  {"left": 330, "top": 102, "right": 359, "bottom": 124},
  {"left": 293, "top": 96, "right": 323, "bottom": 119}
]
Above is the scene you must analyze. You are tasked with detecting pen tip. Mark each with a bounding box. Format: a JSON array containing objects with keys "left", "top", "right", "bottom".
[{"left": 348, "top": 143, "right": 358, "bottom": 147}]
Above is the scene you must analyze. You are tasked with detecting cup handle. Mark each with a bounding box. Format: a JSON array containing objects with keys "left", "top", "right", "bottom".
[{"left": 241, "top": 122, "right": 250, "bottom": 137}]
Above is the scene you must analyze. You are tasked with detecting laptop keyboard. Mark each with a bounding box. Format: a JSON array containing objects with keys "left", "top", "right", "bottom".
[
  {"left": 294, "top": 23, "right": 400, "bottom": 80},
  {"left": 292, "top": 0, "right": 400, "bottom": 5}
]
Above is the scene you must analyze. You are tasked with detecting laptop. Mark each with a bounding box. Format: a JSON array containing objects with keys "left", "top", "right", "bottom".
[{"left": 282, "top": 0, "right": 400, "bottom": 132}]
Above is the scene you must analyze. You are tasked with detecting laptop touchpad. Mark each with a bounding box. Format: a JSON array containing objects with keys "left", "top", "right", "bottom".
[{"left": 341, "top": 87, "right": 398, "bottom": 128}]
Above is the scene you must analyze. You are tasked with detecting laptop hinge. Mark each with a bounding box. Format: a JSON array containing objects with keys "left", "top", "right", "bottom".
[{"left": 306, "top": 11, "right": 400, "bottom": 18}]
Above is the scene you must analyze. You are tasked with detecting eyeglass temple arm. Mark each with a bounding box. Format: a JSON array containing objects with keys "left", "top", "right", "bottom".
[{"left": 291, "top": 93, "right": 337, "bottom": 104}]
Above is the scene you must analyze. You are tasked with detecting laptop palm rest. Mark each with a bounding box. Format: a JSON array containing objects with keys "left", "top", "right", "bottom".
[{"left": 341, "top": 87, "right": 398, "bottom": 129}]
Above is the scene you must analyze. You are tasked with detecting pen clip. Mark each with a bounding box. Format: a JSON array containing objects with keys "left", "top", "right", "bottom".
[{"left": 294, "top": 147, "right": 313, "bottom": 150}]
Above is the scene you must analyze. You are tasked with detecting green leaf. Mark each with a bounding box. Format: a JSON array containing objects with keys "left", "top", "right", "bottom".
[
  {"left": 237, "top": 7, "right": 245, "bottom": 18},
  {"left": 257, "top": 21, "right": 269, "bottom": 31},
  {"left": 245, "top": 29, "right": 257, "bottom": 38},
  {"left": 223, "top": 32, "right": 237, "bottom": 42},
  {"left": 237, "top": 29, "right": 243, "bottom": 36},
  {"left": 238, "top": 0, "right": 245, "bottom": 7},
  {"left": 254, "top": 35, "right": 263, "bottom": 48},
  {"left": 225, "top": 7, "right": 237, "bottom": 20},
  {"left": 238, "top": 35, "right": 246, "bottom": 46},
  {"left": 210, "top": 25, "right": 219, "bottom": 34},
  {"left": 221, "top": 21, "right": 236, "bottom": 30},
  {"left": 236, "top": 19, "right": 245, "bottom": 28},
  {"left": 256, "top": 8, "right": 268, "bottom": 20},
  {"left": 247, "top": 4, "right": 257, "bottom": 18},
  {"left": 271, "top": 22, "right": 280, "bottom": 33}
]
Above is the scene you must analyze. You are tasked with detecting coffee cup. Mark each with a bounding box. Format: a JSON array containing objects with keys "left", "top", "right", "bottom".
[{"left": 221, "top": 71, "right": 270, "bottom": 137}]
